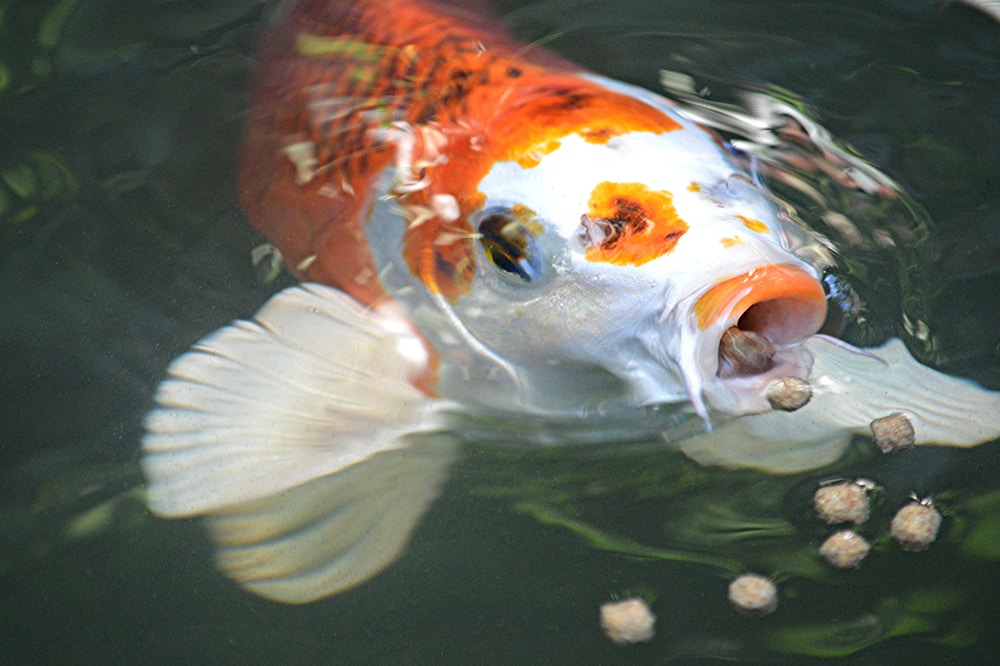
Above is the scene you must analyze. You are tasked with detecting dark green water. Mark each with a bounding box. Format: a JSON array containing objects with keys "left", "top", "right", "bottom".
[{"left": 1, "top": 0, "right": 998, "bottom": 663}]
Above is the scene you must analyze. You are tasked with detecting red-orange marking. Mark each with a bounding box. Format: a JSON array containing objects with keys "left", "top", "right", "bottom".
[{"left": 583, "top": 182, "right": 689, "bottom": 266}]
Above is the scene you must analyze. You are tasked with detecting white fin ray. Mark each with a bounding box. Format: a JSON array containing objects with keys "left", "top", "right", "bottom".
[
  {"left": 206, "top": 441, "right": 456, "bottom": 603},
  {"left": 798, "top": 337, "right": 1000, "bottom": 446},
  {"left": 141, "top": 283, "right": 453, "bottom": 598},
  {"left": 681, "top": 337, "right": 1000, "bottom": 473}
]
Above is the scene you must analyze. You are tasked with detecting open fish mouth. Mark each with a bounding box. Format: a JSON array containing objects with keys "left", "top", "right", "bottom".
[
  {"left": 690, "top": 264, "right": 828, "bottom": 416},
  {"left": 718, "top": 326, "right": 778, "bottom": 378}
]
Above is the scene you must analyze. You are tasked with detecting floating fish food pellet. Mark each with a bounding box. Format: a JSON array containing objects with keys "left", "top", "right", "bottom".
[
  {"left": 891, "top": 501, "right": 942, "bottom": 551},
  {"left": 766, "top": 377, "right": 812, "bottom": 411},
  {"left": 819, "top": 530, "right": 871, "bottom": 569},
  {"left": 870, "top": 412, "right": 915, "bottom": 453},
  {"left": 728, "top": 574, "right": 778, "bottom": 616},
  {"left": 600, "top": 597, "right": 655, "bottom": 645},
  {"left": 814, "top": 481, "right": 870, "bottom": 525}
]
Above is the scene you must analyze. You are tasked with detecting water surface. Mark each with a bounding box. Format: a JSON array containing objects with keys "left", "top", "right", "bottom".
[{"left": 1, "top": 0, "right": 998, "bottom": 662}]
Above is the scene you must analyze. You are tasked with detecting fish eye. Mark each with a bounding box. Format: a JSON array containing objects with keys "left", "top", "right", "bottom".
[{"left": 477, "top": 209, "right": 543, "bottom": 284}]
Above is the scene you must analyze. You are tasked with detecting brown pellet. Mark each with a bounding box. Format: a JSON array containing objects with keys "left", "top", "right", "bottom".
[{"left": 870, "top": 412, "right": 915, "bottom": 453}]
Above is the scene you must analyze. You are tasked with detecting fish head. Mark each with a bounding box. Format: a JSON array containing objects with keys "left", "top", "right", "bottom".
[{"left": 376, "top": 77, "right": 828, "bottom": 419}]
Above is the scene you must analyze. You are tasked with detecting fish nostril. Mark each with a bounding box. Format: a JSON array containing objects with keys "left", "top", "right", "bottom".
[{"left": 718, "top": 326, "right": 776, "bottom": 378}]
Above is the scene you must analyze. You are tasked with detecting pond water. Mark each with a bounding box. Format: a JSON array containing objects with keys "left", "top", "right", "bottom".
[{"left": 1, "top": 0, "right": 998, "bottom": 663}]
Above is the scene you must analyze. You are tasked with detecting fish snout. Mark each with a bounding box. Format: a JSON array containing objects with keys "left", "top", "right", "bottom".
[{"left": 692, "top": 264, "right": 827, "bottom": 414}]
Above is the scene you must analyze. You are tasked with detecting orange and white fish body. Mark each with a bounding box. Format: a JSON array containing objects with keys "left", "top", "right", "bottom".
[
  {"left": 142, "top": 0, "right": 1000, "bottom": 603},
  {"left": 238, "top": 0, "right": 831, "bottom": 419}
]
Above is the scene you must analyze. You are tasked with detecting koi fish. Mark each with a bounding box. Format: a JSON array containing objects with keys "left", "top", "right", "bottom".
[{"left": 142, "top": 0, "right": 1000, "bottom": 603}]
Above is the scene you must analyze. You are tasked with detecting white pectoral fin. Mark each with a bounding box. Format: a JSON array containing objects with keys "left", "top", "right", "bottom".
[
  {"left": 207, "top": 440, "right": 456, "bottom": 603},
  {"left": 799, "top": 337, "right": 1000, "bottom": 446},
  {"left": 681, "top": 337, "right": 1000, "bottom": 474},
  {"left": 678, "top": 416, "right": 855, "bottom": 474},
  {"left": 142, "top": 283, "right": 456, "bottom": 602}
]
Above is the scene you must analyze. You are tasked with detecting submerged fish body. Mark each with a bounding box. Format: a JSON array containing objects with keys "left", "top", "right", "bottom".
[{"left": 142, "top": 0, "right": 1000, "bottom": 603}]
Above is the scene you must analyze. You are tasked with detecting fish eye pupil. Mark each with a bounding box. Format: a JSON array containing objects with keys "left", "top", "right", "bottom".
[{"left": 478, "top": 211, "right": 540, "bottom": 283}]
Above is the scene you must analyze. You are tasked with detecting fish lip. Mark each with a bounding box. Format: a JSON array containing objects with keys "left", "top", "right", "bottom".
[{"left": 683, "top": 264, "right": 828, "bottom": 417}]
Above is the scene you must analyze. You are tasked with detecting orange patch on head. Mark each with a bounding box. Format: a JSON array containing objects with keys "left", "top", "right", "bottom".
[
  {"left": 721, "top": 236, "right": 745, "bottom": 248},
  {"left": 515, "top": 139, "right": 561, "bottom": 168},
  {"left": 581, "top": 182, "right": 689, "bottom": 266},
  {"left": 738, "top": 215, "right": 769, "bottom": 233},
  {"left": 402, "top": 210, "right": 476, "bottom": 301},
  {"left": 486, "top": 79, "right": 682, "bottom": 169},
  {"left": 509, "top": 204, "right": 543, "bottom": 234},
  {"left": 581, "top": 127, "right": 615, "bottom": 143},
  {"left": 687, "top": 182, "right": 701, "bottom": 192}
]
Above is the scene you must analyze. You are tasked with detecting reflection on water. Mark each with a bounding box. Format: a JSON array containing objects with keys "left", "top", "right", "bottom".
[{"left": 1, "top": 0, "right": 998, "bottom": 662}]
